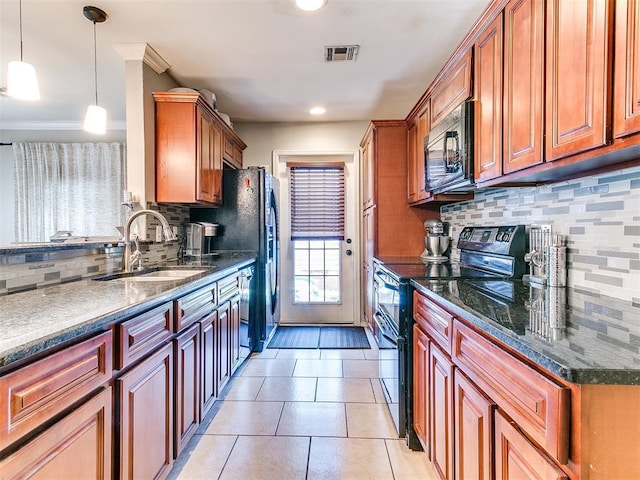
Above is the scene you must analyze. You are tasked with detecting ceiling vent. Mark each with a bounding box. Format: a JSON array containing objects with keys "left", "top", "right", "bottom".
[{"left": 324, "top": 45, "right": 359, "bottom": 62}]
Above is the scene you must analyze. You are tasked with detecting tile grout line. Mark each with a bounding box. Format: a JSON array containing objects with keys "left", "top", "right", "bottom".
[{"left": 216, "top": 435, "right": 240, "bottom": 480}]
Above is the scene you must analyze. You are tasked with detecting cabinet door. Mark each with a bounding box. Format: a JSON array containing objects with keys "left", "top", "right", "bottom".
[
  {"left": 229, "top": 295, "right": 241, "bottom": 374},
  {"left": 413, "top": 325, "right": 429, "bottom": 452},
  {"left": 614, "top": 0, "right": 640, "bottom": 138},
  {"left": 210, "top": 121, "right": 223, "bottom": 204},
  {"left": 503, "top": 0, "right": 544, "bottom": 174},
  {"left": 407, "top": 123, "right": 418, "bottom": 202},
  {"left": 495, "top": 410, "right": 568, "bottom": 480},
  {"left": 474, "top": 13, "right": 504, "bottom": 182},
  {"left": 545, "top": 0, "right": 612, "bottom": 161},
  {"left": 200, "top": 310, "right": 218, "bottom": 419},
  {"left": 431, "top": 50, "right": 473, "bottom": 127},
  {"left": 362, "top": 133, "right": 375, "bottom": 209},
  {"left": 217, "top": 301, "right": 231, "bottom": 391},
  {"left": 118, "top": 343, "right": 174, "bottom": 480},
  {"left": 430, "top": 344, "right": 454, "bottom": 480},
  {"left": 0, "top": 387, "right": 112, "bottom": 480},
  {"left": 454, "top": 370, "right": 494, "bottom": 480},
  {"left": 415, "top": 103, "right": 430, "bottom": 200},
  {"left": 197, "top": 106, "right": 215, "bottom": 204},
  {"left": 174, "top": 323, "right": 200, "bottom": 458}
]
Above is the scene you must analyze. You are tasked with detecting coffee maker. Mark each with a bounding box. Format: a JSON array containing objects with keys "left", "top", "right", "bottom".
[
  {"left": 183, "top": 222, "right": 218, "bottom": 257},
  {"left": 421, "top": 219, "right": 451, "bottom": 262}
]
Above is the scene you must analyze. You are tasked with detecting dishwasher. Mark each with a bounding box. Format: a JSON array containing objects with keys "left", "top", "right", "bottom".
[{"left": 238, "top": 265, "right": 255, "bottom": 365}]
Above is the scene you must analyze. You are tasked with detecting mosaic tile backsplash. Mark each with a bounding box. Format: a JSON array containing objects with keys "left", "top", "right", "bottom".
[{"left": 441, "top": 164, "right": 640, "bottom": 304}]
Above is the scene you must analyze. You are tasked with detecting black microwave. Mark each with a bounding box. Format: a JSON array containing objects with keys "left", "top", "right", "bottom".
[{"left": 424, "top": 100, "right": 474, "bottom": 193}]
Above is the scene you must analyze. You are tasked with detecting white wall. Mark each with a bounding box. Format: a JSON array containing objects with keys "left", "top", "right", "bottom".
[{"left": 234, "top": 121, "right": 369, "bottom": 171}]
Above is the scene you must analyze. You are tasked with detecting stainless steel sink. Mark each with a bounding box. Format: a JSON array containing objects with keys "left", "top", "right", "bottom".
[
  {"left": 117, "top": 269, "right": 206, "bottom": 282},
  {"left": 92, "top": 268, "right": 207, "bottom": 282}
]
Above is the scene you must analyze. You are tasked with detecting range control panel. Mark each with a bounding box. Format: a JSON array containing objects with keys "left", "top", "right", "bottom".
[{"left": 457, "top": 225, "right": 527, "bottom": 257}]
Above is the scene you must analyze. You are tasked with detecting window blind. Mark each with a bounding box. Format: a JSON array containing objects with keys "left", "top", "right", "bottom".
[{"left": 289, "top": 164, "right": 345, "bottom": 240}]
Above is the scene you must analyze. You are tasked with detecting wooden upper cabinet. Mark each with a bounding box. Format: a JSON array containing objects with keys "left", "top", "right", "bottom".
[
  {"left": 545, "top": 0, "right": 613, "bottom": 161},
  {"left": 361, "top": 128, "right": 375, "bottom": 210},
  {"left": 196, "top": 106, "right": 220, "bottom": 204},
  {"left": 408, "top": 101, "right": 431, "bottom": 204},
  {"left": 431, "top": 50, "right": 473, "bottom": 127},
  {"left": 154, "top": 92, "right": 244, "bottom": 205},
  {"left": 503, "top": 0, "right": 544, "bottom": 174},
  {"left": 614, "top": 0, "right": 640, "bottom": 138},
  {"left": 474, "top": 13, "right": 504, "bottom": 182}
]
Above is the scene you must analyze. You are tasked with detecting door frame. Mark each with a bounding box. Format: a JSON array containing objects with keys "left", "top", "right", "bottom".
[{"left": 272, "top": 149, "right": 362, "bottom": 326}]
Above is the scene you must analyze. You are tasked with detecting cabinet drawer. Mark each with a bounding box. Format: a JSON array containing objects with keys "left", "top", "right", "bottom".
[
  {"left": 0, "top": 387, "right": 113, "bottom": 479},
  {"left": 218, "top": 274, "right": 239, "bottom": 304},
  {"left": 174, "top": 284, "right": 216, "bottom": 332},
  {"left": 413, "top": 290, "right": 453, "bottom": 354},
  {"left": 117, "top": 302, "right": 173, "bottom": 370},
  {"left": 452, "top": 321, "right": 570, "bottom": 464},
  {"left": 0, "top": 331, "right": 113, "bottom": 451}
]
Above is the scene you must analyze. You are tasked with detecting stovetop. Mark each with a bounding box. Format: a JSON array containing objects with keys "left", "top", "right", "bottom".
[{"left": 377, "top": 260, "right": 509, "bottom": 281}]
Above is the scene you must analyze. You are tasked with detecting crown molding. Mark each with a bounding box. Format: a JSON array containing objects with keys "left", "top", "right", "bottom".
[
  {"left": 0, "top": 120, "right": 127, "bottom": 131},
  {"left": 113, "top": 43, "right": 171, "bottom": 74}
]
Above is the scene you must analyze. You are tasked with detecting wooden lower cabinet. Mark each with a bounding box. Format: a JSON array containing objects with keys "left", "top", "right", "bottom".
[
  {"left": 430, "top": 344, "right": 454, "bottom": 480},
  {"left": 413, "top": 324, "right": 430, "bottom": 452},
  {"left": 0, "top": 387, "right": 112, "bottom": 480},
  {"left": 495, "top": 410, "right": 568, "bottom": 480},
  {"left": 216, "top": 301, "right": 231, "bottom": 391},
  {"left": 174, "top": 323, "right": 200, "bottom": 458},
  {"left": 229, "top": 295, "right": 241, "bottom": 374},
  {"left": 118, "top": 343, "right": 174, "bottom": 480},
  {"left": 200, "top": 310, "right": 218, "bottom": 419},
  {"left": 454, "top": 370, "right": 494, "bottom": 480}
]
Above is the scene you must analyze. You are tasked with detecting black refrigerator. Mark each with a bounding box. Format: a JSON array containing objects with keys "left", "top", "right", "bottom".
[{"left": 191, "top": 167, "right": 280, "bottom": 351}]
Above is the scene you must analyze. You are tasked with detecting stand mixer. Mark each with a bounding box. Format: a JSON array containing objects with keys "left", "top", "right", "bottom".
[{"left": 420, "top": 219, "right": 451, "bottom": 262}]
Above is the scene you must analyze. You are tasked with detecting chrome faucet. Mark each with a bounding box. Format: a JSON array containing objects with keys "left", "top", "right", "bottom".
[{"left": 123, "top": 209, "right": 177, "bottom": 272}]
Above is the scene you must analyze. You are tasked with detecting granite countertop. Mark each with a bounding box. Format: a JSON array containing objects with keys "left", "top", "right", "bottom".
[
  {"left": 0, "top": 251, "right": 256, "bottom": 370},
  {"left": 410, "top": 278, "right": 640, "bottom": 385}
]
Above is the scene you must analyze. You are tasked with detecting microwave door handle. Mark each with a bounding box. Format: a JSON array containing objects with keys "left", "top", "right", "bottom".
[{"left": 445, "top": 131, "right": 460, "bottom": 172}]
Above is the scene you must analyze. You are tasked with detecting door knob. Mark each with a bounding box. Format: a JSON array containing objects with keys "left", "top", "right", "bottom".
[
  {"left": 346, "top": 249, "right": 353, "bottom": 256},
  {"left": 346, "top": 238, "right": 352, "bottom": 244}
]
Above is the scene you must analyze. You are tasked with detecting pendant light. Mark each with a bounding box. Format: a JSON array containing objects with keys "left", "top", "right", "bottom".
[
  {"left": 82, "top": 6, "right": 108, "bottom": 134},
  {"left": 6, "top": 0, "right": 40, "bottom": 101},
  {"left": 295, "top": 0, "right": 327, "bottom": 11}
]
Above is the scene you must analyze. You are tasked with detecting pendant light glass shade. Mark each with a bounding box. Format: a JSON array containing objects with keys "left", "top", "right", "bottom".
[
  {"left": 83, "top": 104, "right": 107, "bottom": 134},
  {"left": 295, "top": 0, "right": 327, "bottom": 11},
  {"left": 7, "top": 60, "right": 40, "bottom": 101}
]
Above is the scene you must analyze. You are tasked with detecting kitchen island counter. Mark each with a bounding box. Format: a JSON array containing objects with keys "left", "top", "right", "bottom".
[
  {"left": 0, "top": 251, "right": 256, "bottom": 370},
  {"left": 411, "top": 278, "right": 640, "bottom": 385}
]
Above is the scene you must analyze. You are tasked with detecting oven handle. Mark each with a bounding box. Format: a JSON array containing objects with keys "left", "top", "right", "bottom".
[
  {"left": 374, "top": 313, "right": 398, "bottom": 346},
  {"left": 374, "top": 277, "right": 400, "bottom": 291}
]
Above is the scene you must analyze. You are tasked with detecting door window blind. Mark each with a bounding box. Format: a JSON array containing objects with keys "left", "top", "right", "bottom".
[{"left": 289, "top": 163, "right": 345, "bottom": 240}]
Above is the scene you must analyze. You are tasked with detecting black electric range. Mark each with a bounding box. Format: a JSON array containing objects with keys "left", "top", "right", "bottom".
[{"left": 373, "top": 225, "right": 528, "bottom": 450}]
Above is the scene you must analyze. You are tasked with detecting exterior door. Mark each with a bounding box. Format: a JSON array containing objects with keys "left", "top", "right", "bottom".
[{"left": 275, "top": 152, "right": 359, "bottom": 325}]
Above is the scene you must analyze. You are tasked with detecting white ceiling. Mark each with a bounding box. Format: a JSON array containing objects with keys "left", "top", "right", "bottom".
[{"left": 0, "top": 0, "right": 488, "bottom": 129}]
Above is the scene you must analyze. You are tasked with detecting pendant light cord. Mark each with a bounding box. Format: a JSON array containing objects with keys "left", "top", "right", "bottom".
[
  {"left": 92, "top": 20, "right": 98, "bottom": 106},
  {"left": 18, "top": 0, "right": 24, "bottom": 61}
]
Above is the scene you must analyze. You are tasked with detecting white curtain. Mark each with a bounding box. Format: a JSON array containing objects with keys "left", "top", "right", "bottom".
[{"left": 13, "top": 142, "right": 126, "bottom": 242}]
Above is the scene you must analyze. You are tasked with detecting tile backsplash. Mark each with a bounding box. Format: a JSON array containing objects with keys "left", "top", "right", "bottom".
[{"left": 441, "top": 165, "right": 640, "bottom": 304}]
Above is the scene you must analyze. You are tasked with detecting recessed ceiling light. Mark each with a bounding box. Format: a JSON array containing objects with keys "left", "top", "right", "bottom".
[
  {"left": 295, "top": 0, "right": 327, "bottom": 12},
  {"left": 310, "top": 106, "right": 326, "bottom": 115}
]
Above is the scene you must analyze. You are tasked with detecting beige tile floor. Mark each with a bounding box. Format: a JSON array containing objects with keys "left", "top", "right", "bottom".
[{"left": 168, "top": 335, "right": 439, "bottom": 480}]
